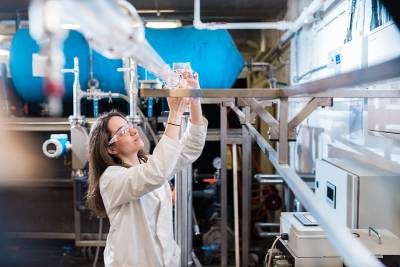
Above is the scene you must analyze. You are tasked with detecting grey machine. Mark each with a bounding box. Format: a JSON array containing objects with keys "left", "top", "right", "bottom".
[
  {"left": 315, "top": 158, "right": 400, "bottom": 237},
  {"left": 268, "top": 212, "right": 400, "bottom": 267}
]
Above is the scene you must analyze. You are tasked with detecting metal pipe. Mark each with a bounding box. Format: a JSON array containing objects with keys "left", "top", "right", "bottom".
[
  {"left": 66, "top": 59, "right": 159, "bottom": 146},
  {"left": 241, "top": 106, "right": 252, "bottom": 266},
  {"left": 259, "top": 41, "right": 290, "bottom": 63},
  {"left": 174, "top": 114, "right": 193, "bottom": 267},
  {"left": 255, "top": 222, "right": 280, "bottom": 238},
  {"left": 220, "top": 105, "right": 228, "bottom": 267},
  {"left": 228, "top": 102, "right": 245, "bottom": 122},
  {"left": 194, "top": 0, "right": 325, "bottom": 37},
  {"left": 282, "top": 56, "right": 400, "bottom": 97},
  {"left": 128, "top": 58, "right": 137, "bottom": 121},
  {"left": 245, "top": 123, "right": 384, "bottom": 267},
  {"left": 140, "top": 88, "right": 400, "bottom": 99},
  {"left": 255, "top": 0, "right": 326, "bottom": 64},
  {"left": 192, "top": 209, "right": 201, "bottom": 235},
  {"left": 256, "top": 222, "right": 280, "bottom": 227},
  {"left": 62, "top": 57, "right": 82, "bottom": 119},
  {"left": 193, "top": 0, "right": 292, "bottom": 30},
  {"left": 280, "top": 0, "right": 326, "bottom": 44},
  {"left": 254, "top": 174, "right": 284, "bottom": 184},
  {"left": 96, "top": 90, "right": 159, "bottom": 144},
  {"left": 0, "top": 63, "right": 10, "bottom": 116},
  {"left": 232, "top": 144, "right": 240, "bottom": 267},
  {"left": 187, "top": 159, "right": 193, "bottom": 266},
  {"left": 118, "top": 57, "right": 140, "bottom": 124}
]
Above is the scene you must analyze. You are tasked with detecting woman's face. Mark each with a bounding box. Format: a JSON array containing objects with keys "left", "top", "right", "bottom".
[{"left": 107, "top": 116, "right": 144, "bottom": 157}]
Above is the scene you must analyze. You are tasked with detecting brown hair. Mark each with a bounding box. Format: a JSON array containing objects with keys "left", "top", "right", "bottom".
[{"left": 86, "top": 110, "right": 148, "bottom": 217}]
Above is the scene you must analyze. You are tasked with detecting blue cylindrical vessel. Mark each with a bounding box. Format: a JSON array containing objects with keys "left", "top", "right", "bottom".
[
  {"left": 9, "top": 29, "right": 91, "bottom": 103},
  {"left": 9, "top": 27, "right": 244, "bottom": 104},
  {"left": 139, "top": 27, "right": 244, "bottom": 89},
  {"left": 9, "top": 29, "right": 127, "bottom": 104}
]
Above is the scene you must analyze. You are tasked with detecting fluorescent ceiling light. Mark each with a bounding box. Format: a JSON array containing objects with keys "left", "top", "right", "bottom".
[
  {"left": 146, "top": 20, "right": 182, "bottom": 29},
  {"left": 60, "top": 23, "right": 81, "bottom": 30},
  {"left": 138, "top": 9, "right": 176, "bottom": 14},
  {"left": 0, "top": 49, "right": 9, "bottom": 56}
]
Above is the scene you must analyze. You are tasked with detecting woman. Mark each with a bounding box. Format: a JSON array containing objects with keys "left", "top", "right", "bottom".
[{"left": 86, "top": 93, "right": 207, "bottom": 267}]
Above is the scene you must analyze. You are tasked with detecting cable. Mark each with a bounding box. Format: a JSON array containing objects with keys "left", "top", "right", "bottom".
[
  {"left": 295, "top": 64, "right": 328, "bottom": 83},
  {"left": 263, "top": 249, "right": 270, "bottom": 266},
  {"left": 92, "top": 218, "right": 103, "bottom": 267},
  {"left": 344, "top": 0, "right": 357, "bottom": 43},
  {"left": 266, "top": 235, "right": 282, "bottom": 267},
  {"left": 370, "top": 0, "right": 380, "bottom": 30}
]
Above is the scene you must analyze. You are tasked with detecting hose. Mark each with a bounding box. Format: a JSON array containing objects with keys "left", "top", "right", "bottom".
[
  {"left": 92, "top": 218, "right": 103, "bottom": 267},
  {"left": 264, "top": 235, "right": 281, "bottom": 267}
]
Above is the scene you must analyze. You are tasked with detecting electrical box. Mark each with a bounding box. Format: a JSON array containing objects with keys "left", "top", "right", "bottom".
[
  {"left": 280, "top": 212, "right": 340, "bottom": 258},
  {"left": 278, "top": 212, "right": 400, "bottom": 267},
  {"left": 327, "top": 37, "right": 366, "bottom": 75},
  {"left": 315, "top": 158, "right": 400, "bottom": 237}
]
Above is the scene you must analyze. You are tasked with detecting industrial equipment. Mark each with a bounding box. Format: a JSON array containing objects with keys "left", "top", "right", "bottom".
[
  {"left": 315, "top": 158, "right": 400, "bottom": 237},
  {"left": 268, "top": 212, "right": 400, "bottom": 267},
  {"left": 1, "top": 0, "right": 400, "bottom": 266}
]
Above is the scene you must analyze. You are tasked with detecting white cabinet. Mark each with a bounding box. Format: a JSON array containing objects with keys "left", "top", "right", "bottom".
[{"left": 315, "top": 158, "right": 400, "bottom": 236}]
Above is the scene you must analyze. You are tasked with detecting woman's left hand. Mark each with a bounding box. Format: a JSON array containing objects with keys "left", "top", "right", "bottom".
[
  {"left": 176, "top": 69, "right": 200, "bottom": 106},
  {"left": 186, "top": 72, "right": 200, "bottom": 90}
]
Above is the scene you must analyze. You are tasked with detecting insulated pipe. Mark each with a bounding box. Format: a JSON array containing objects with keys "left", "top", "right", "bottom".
[
  {"left": 193, "top": 0, "right": 324, "bottom": 34},
  {"left": 193, "top": 0, "right": 292, "bottom": 30},
  {"left": 245, "top": 122, "right": 384, "bottom": 267},
  {"left": 280, "top": 0, "right": 326, "bottom": 43}
]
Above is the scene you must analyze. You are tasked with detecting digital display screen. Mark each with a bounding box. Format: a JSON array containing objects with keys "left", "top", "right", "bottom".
[
  {"left": 326, "top": 182, "right": 336, "bottom": 209},
  {"left": 327, "top": 186, "right": 334, "bottom": 201}
]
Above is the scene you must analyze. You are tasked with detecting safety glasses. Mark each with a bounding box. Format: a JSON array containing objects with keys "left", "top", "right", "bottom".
[{"left": 108, "top": 122, "right": 134, "bottom": 146}]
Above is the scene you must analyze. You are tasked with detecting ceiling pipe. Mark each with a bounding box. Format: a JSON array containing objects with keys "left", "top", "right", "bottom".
[
  {"left": 280, "top": 0, "right": 326, "bottom": 43},
  {"left": 193, "top": 0, "right": 293, "bottom": 30},
  {"left": 194, "top": 0, "right": 325, "bottom": 33}
]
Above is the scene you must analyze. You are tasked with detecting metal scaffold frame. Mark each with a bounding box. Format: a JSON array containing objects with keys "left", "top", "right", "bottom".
[
  {"left": 1, "top": 56, "right": 399, "bottom": 266},
  {"left": 141, "top": 56, "right": 400, "bottom": 267}
]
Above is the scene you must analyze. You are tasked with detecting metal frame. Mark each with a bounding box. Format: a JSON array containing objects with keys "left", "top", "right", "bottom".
[
  {"left": 140, "top": 56, "right": 400, "bottom": 267},
  {"left": 219, "top": 104, "right": 229, "bottom": 266},
  {"left": 174, "top": 113, "right": 194, "bottom": 267},
  {"left": 140, "top": 56, "right": 400, "bottom": 100},
  {"left": 241, "top": 106, "right": 252, "bottom": 266},
  {"left": 2, "top": 56, "right": 399, "bottom": 266},
  {"left": 141, "top": 87, "right": 400, "bottom": 99}
]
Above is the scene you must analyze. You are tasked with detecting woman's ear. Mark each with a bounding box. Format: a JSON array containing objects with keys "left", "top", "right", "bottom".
[{"left": 107, "top": 146, "right": 118, "bottom": 155}]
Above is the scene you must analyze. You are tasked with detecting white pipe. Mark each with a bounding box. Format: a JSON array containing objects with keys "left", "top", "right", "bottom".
[
  {"left": 280, "top": 0, "right": 326, "bottom": 43},
  {"left": 60, "top": 57, "right": 81, "bottom": 119},
  {"left": 193, "top": 0, "right": 292, "bottom": 30},
  {"left": 193, "top": 0, "right": 325, "bottom": 33},
  {"left": 232, "top": 144, "right": 240, "bottom": 267},
  {"left": 246, "top": 123, "right": 384, "bottom": 267}
]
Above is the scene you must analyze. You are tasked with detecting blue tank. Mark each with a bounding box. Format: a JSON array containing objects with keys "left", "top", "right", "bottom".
[
  {"left": 140, "top": 27, "right": 244, "bottom": 89},
  {"left": 9, "top": 27, "right": 244, "bottom": 104},
  {"left": 9, "top": 29, "right": 91, "bottom": 103},
  {"left": 91, "top": 50, "right": 125, "bottom": 94}
]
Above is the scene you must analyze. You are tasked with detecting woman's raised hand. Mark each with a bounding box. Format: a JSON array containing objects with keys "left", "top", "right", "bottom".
[{"left": 167, "top": 96, "right": 190, "bottom": 115}]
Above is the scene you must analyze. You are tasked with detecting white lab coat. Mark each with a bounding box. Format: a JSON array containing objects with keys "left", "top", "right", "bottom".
[{"left": 100, "top": 118, "right": 208, "bottom": 267}]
